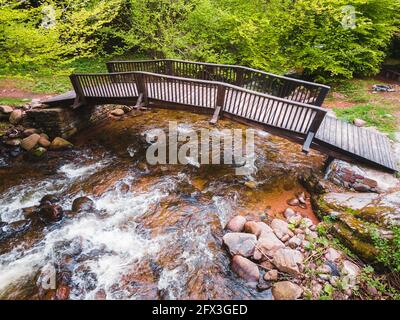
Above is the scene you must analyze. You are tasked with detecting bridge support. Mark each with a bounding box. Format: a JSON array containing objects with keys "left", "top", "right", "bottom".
[
  {"left": 210, "top": 106, "right": 222, "bottom": 125},
  {"left": 302, "top": 131, "right": 315, "bottom": 154},
  {"left": 134, "top": 93, "right": 147, "bottom": 110}
]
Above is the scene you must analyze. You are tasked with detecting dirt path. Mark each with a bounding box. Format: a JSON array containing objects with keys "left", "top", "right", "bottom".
[{"left": 0, "top": 79, "right": 52, "bottom": 101}]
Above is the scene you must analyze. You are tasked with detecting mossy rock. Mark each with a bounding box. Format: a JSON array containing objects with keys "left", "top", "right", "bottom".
[
  {"left": 30, "top": 147, "right": 47, "bottom": 158},
  {"left": 329, "top": 221, "right": 378, "bottom": 263},
  {"left": 314, "top": 192, "right": 394, "bottom": 263}
]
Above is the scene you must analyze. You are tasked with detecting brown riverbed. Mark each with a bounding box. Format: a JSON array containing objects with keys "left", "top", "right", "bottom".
[{"left": 0, "top": 108, "right": 325, "bottom": 300}]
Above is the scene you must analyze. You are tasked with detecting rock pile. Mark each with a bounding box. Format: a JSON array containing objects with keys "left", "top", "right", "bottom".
[
  {"left": 223, "top": 206, "right": 362, "bottom": 300},
  {"left": 1, "top": 123, "right": 73, "bottom": 160}
]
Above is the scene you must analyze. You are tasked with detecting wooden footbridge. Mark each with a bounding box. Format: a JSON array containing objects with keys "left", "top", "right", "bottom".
[{"left": 42, "top": 59, "right": 398, "bottom": 172}]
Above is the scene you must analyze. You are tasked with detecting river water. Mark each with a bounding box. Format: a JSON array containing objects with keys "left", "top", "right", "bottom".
[{"left": 0, "top": 109, "right": 324, "bottom": 300}]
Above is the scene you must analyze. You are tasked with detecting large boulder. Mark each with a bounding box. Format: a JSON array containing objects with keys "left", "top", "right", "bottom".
[
  {"left": 50, "top": 137, "right": 73, "bottom": 150},
  {"left": 272, "top": 248, "right": 304, "bottom": 275},
  {"left": 272, "top": 281, "right": 303, "bottom": 300},
  {"left": 21, "top": 133, "right": 41, "bottom": 151},
  {"left": 223, "top": 233, "right": 256, "bottom": 257},
  {"left": 225, "top": 216, "right": 247, "bottom": 232},
  {"left": 231, "top": 255, "right": 260, "bottom": 285},
  {"left": 316, "top": 190, "right": 400, "bottom": 262}
]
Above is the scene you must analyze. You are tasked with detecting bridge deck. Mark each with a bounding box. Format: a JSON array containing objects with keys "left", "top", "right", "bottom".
[{"left": 43, "top": 81, "right": 398, "bottom": 172}]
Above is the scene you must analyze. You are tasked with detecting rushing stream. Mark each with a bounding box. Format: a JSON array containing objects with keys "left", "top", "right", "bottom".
[{"left": 0, "top": 109, "right": 325, "bottom": 300}]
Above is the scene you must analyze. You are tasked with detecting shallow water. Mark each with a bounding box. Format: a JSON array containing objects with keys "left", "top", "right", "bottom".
[{"left": 0, "top": 109, "right": 325, "bottom": 300}]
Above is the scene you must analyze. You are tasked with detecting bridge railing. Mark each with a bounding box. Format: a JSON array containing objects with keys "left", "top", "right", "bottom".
[
  {"left": 70, "top": 71, "right": 327, "bottom": 145},
  {"left": 106, "top": 59, "right": 330, "bottom": 107}
]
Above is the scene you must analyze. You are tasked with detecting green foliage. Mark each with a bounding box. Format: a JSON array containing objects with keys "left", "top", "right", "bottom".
[
  {"left": 358, "top": 266, "right": 400, "bottom": 300},
  {"left": 334, "top": 103, "right": 397, "bottom": 136},
  {"left": 0, "top": 0, "right": 124, "bottom": 74},
  {"left": 0, "top": 97, "right": 29, "bottom": 106},
  {"left": 371, "top": 227, "right": 400, "bottom": 272},
  {"left": 0, "top": 0, "right": 399, "bottom": 81}
]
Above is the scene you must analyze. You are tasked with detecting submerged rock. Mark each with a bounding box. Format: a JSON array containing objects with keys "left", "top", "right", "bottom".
[
  {"left": 39, "top": 204, "right": 63, "bottom": 223},
  {"left": 0, "top": 220, "right": 32, "bottom": 242},
  {"left": 55, "top": 285, "right": 70, "bottom": 300},
  {"left": 231, "top": 255, "right": 260, "bottom": 285},
  {"left": 223, "top": 233, "right": 256, "bottom": 257},
  {"left": 40, "top": 195, "right": 60, "bottom": 206},
  {"left": 272, "top": 281, "right": 303, "bottom": 300},
  {"left": 287, "top": 198, "right": 299, "bottom": 206},
  {"left": 71, "top": 196, "right": 96, "bottom": 213}
]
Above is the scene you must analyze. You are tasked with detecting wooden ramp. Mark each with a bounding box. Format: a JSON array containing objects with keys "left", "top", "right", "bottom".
[
  {"left": 315, "top": 117, "right": 398, "bottom": 171},
  {"left": 41, "top": 60, "right": 398, "bottom": 173}
]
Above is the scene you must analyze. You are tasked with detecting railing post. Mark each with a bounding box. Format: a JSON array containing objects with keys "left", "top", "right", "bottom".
[
  {"left": 166, "top": 60, "right": 173, "bottom": 76},
  {"left": 235, "top": 68, "right": 244, "bottom": 87},
  {"left": 302, "top": 110, "right": 327, "bottom": 153},
  {"left": 210, "top": 84, "right": 226, "bottom": 125},
  {"left": 135, "top": 73, "right": 148, "bottom": 106},
  {"left": 204, "top": 65, "right": 214, "bottom": 81},
  {"left": 315, "top": 87, "right": 330, "bottom": 107},
  {"left": 69, "top": 75, "right": 87, "bottom": 107},
  {"left": 216, "top": 84, "right": 226, "bottom": 109},
  {"left": 106, "top": 62, "right": 114, "bottom": 73}
]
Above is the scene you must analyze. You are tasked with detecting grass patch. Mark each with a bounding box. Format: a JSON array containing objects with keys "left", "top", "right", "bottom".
[
  {"left": 330, "top": 79, "right": 375, "bottom": 103},
  {"left": 0, "top": 97, "right": 30, "bottom": 106},
  {"left": 0, "top": 54, "right": 147, "bottom": 95},
  {"left": 334, "top": 104, "right": 397, "bottom": 137}
]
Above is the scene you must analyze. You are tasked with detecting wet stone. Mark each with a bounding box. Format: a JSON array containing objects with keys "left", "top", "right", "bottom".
[
  {"left": 38, "top": 204, "right": 63, "bottom": 223},
  {"left": 40, "top": 195, "right": 60, "bottom": 206},
  {"left": 0, "top": 220, "right": 32, "bottom": 242},
  {"left": 72, "top": 196, "right": 96, "bottom": 213}
]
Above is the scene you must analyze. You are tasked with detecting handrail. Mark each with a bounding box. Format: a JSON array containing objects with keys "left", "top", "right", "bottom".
[
  {"left": 70, "top": 70, "right": 328, "bottom": 151},
  {"left": 106, "top": 59, "right": 330, "bottom": 107},
  {"left": 71, "top": 71, "right": 327, "bottom": 113}
]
